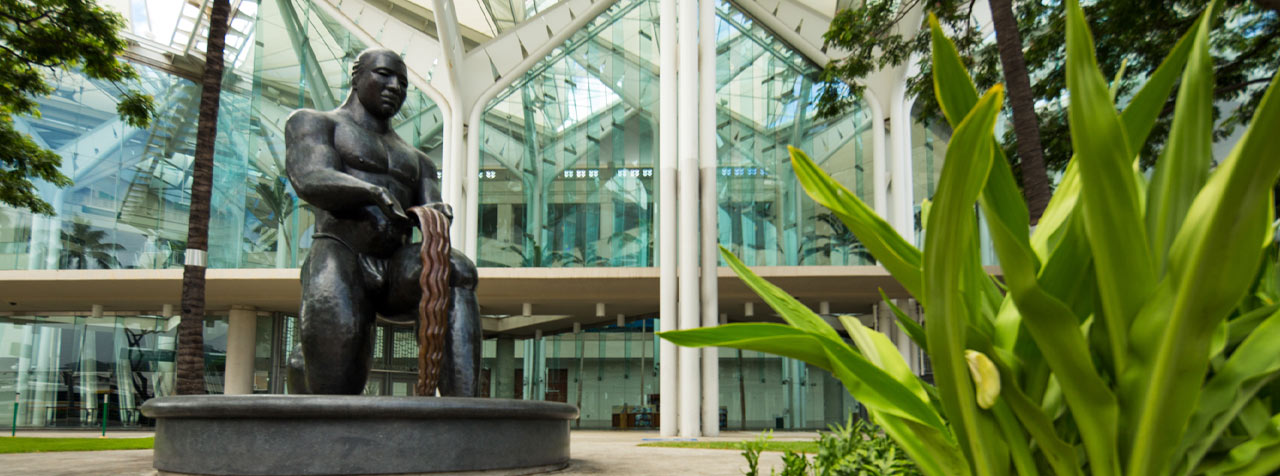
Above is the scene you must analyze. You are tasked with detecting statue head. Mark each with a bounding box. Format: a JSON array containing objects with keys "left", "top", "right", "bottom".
[{"left": 350, "top": 48, "right": 408, "bottom": 119}]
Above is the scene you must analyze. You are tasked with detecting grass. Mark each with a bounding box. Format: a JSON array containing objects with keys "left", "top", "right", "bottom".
[
  {"left": 0, "top": 437, "right": 155, "bottom": 454},
  {"left": 639, "top": 440, "right": 820, "bottom": 453}
]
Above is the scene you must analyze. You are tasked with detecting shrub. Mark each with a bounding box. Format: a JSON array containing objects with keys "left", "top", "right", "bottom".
[
  {"left": 662, "top": 0, "right": 1280, "bottom": 474},
  {"left": 742, "top": 418, "right": 922, "bottom": 476}
]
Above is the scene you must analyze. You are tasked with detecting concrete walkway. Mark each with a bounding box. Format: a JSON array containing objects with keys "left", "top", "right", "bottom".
[{"left": 0, "top": 430, "right": 819, "bottom": 476}]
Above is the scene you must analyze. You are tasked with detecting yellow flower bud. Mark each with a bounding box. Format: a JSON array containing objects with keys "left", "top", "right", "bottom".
[{"left": 965, "top": 350, "right": 1001, "bottom": 409}]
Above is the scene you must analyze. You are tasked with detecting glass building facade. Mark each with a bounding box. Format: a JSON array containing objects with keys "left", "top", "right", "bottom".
[{"left": 0, "top": 0, "right": 951, "bottom": 430}]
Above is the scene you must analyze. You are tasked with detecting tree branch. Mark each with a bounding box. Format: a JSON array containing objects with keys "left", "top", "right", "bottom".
[
  {"left": 0, "top": 7, "right": 53, "bottom": 26},
  {"left": 1217, "top": 30, "right": 1280, "bottom": 73},
  {"left": 0, "top": 42, "right": 59, "bottom": 69},
  {"left": 1215, "top": 77, "right": 1275, "bottom": 96}
]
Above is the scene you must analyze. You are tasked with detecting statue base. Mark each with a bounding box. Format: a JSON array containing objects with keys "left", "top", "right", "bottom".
[{"left": 140, "top": 395, "right": 578, "bottom": 475}]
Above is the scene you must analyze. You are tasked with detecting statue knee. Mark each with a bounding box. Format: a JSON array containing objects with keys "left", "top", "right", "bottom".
[{"left": 449, "top": 249, "right": 478, "bottom": 291}]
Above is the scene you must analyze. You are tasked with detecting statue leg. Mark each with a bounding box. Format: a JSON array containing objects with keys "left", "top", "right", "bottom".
[
  {"left": 440, "top": 249, "right": 481, "bottom": 397},
  {"left": 298, "top": 240, "right": 377, "bottom": 394},
  {"left": 385, "top": 246, "right": 481, "bottom": 397},
  {"left": 286, "top": 345, "right": 309, "bottom": 394}
]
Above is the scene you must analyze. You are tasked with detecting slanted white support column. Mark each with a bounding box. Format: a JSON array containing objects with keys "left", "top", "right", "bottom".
[
  {"left": 698, "top": 0, "right": 719, "bottom": 438},
  {"left": 429, "top": 0, "right": 468, "bottom": 245},
  {"left": 677, "top": 0, "right": 702, "bottom": 439},
  {"left": 462, "top": 1, "right": 620, "bottom": 258},
  {"left": 224, "top": 306, "right": 257, "bottom": 395},
  {"left": 658, "top": 0, "right": 680, "bottom": 438}
]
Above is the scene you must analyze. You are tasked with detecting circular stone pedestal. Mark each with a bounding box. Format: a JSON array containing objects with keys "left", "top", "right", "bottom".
[{"left": 140, "top": 395, "right": 579, "bottom": 475}]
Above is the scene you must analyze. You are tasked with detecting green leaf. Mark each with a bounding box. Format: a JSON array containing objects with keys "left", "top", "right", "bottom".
[
  {"left": 1118, "top": 16, "right": 1203, "bottom": 154},
  {"left": 788, "top": 146, "right": 923, "bottom": 301},
  {"left": 987, "top": 352, "right": 1083, "bottom": 476},
  {"left": 922, "top": 84, "right": 1006, "bottom": 473},
  {"left": 928, "top": 14, "right": 979, "bottom": 128},
  {"left": 1029, "top": 161, "right": 1080, "bottom": 258},
  {"left": 878, "top": 288, "right": 927, "bottom": 354},
  {"left": 1033, "top": 7, "right": 1200, "bottom": 261},
  {"left": 1196, "top": 413, "right": 1280, "bottom": 476},
  {"left": 1109, "top": 57, "right": 1129, "bottom": 101},
  {"left": 659, "top": 324, "right": 946, "bottom": 431},
  {"left": 876, "top": 415, "right": 971, "bottom": 476},
  {"left": 1125, "top": 18, "right": 1280, "bottom": 475},
  {"left": 1178, "top": 306, "right": 1280, "bottom": 474},
  {"left": 657, "top": 323, "right": 832, "bottom": 367},
  {"left": 1145, "top": 1, "right": 1215, "bottom": 274},
  {"left": 719, "top": 246, "right": 840, "bottom": 340},
  {"left": 1065, "top": 0, "right": 1155, "bottom": 378},
  {"left": 990, "top": 401, "right": 1038, "bottom": 476},
  {"left": 1227, "top": 304, "right": 1280, "bottom": 347},
  {"left": 838, "top": 315, "right": 928, "bottom": 402}
]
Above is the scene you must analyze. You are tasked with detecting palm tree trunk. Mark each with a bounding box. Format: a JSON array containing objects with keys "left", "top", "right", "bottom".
[
  {"left": 177, "top": 0, "right": 231, "bottom": 395},
  {"left": 989, "top": 0, "right": 1051, "bottom": 223}
]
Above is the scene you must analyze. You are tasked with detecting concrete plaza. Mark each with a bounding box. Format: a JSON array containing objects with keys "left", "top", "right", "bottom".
[{"left": 0, "top": 430, "right": 819, "bottom": 475}]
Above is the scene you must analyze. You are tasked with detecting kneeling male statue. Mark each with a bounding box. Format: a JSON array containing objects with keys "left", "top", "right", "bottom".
[{"left": 284, "top": 48, "right": 480, "bottom": 396}]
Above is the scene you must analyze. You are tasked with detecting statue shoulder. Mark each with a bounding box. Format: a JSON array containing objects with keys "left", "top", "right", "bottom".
[
  {"left": 416, "top": 148, "right": 437, "bottom": 174},
  {"left": 285, "top": 109, "right": 337, "bottom": 139}
]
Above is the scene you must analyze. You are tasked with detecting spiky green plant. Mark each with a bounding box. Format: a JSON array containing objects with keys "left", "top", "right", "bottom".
[{"left": 661, "top": 0, "right": 1280, "bottom": 474}]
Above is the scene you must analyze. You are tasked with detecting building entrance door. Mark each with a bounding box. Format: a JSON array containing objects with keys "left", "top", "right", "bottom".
[{"left": 545, "top": 369, "right": 568, "bottom": 402}]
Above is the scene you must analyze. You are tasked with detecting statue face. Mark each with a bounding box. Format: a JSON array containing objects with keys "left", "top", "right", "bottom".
[{"left": 354, "top": 52, "right": 408, "bottom": 119}]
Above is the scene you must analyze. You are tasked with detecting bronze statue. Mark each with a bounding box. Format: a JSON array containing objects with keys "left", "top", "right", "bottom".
[{"left": 284, "top": 48, "right": 480, "bottom": 396}]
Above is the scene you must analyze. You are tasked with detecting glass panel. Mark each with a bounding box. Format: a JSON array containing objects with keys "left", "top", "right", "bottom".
[
  {"left": 0, "top": 0, "right": 441, "bottom": 271},
  {"left": 715, "top": 0, "right": 873, "bottom": 267},
  {"left": 0, "top": 312, "right": 194, "bottom": 429},
  {"left": 253, "top": 314, "right": 275, "bottom": 393},
  {"left": 477, "top": 0, "right": 657, "bottom": 267}
]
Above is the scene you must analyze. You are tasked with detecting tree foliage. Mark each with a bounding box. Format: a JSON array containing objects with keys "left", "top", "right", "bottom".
[
  {"left": 817, "top": 0, "right": 1279, "bottom": 174},
  {"left": 0, "top": 0, "right": 155, "bottom": 215}
]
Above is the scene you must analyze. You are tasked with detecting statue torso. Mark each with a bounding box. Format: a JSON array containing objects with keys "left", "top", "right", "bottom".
[{"left": 315, "top": 111, "right": 426, "bottom": 256}]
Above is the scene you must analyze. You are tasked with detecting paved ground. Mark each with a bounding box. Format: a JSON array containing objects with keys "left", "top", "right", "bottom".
[{"left": 0, "top": 430, "right": 818, "bottom": 476}]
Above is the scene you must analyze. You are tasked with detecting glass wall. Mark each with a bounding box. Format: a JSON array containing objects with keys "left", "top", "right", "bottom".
[
  {"left": 476, "top": 0, "right": 658, "bottom": 268},
  {"left": 0, "top": 0, "right": 441, "bottom": 271},
  {"left": 715, "top": 1, "right": 873, "bottom": 267},
  {"left": 0, "top": 311, "right": 279, "bottom": 429},
  {"left": 474, "top": 0, "right": 876, "bottom": 268}
]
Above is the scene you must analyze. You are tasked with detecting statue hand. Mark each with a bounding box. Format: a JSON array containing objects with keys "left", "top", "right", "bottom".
[
  {"left": 425, "top": 202, "right": 453, "bottom": 223},
  {"left": 374, "top": 188, "right": 411, "bottom": 225}
]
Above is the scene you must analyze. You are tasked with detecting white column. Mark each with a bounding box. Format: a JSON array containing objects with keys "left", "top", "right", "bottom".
[
  {"left": 81, "top": 306, "right": 102, "bottom": 422},
  {"left": 43, "top": 189, "right": 64, "bottom": 269},
  {"left": 677, "top": 0, "right": 702, "bottom": 439},
  {"left": 658, "top": 0, "right": 680, "bottom": 438},
  {"left": 223, "top": 306, "right": 257, "bottom": 395},
  {"left": 898, "top": 300, "right": 920, "bottom": 374},
  {"left": 495, "top": 337, "right": 516, "bottom": 399},
  {"left": 698, "top": 0, "right": 719, "bottom": 438},
  {"left": 430, "top": 0, "right": 468, "bottom": 245},
  {"left": 25, "top": 212, "right": 44, "bottom": 269},
  {"left": 888, "top": 82, "right": 915, "bottom": 239},
  {"left": 533, "top": 329, "right": 545, "bottom": 400},
  {"left": 157, "top": 304, "right": 176, "bottom": 397},
  {"left": 865, "top": 93, "right": 889, "bottom": 219}
]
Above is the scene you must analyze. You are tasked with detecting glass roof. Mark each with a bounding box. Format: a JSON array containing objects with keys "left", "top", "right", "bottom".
[{"left": 120, "top": 0, "right": 842, "bottom": 60}]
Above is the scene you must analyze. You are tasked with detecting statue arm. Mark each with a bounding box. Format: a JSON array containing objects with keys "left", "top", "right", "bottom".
[
  {"left": 416, "top": 154, "right": 451, "bottom": 222},
  {"left": 285, "top": 111, "right": 408, "bottom": 222}
]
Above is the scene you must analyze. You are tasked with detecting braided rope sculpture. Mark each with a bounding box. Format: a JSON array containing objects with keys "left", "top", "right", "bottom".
[{"left": 408, "top": 205, "right": 451, "bottom": 397}]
